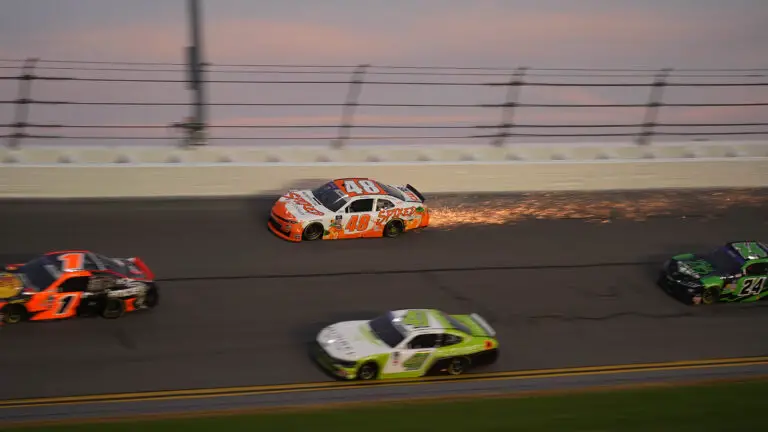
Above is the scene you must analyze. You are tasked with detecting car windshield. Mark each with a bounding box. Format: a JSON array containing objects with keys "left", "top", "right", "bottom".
[
  {"left": 17, "top": 256, "right": 58, "bottom": 291},
  {"left": 707, "top": 246, "right": 743, "bottom": 275},
  {"left": 368, "top": 312, "right": 406, "bottom": 348},
  {"left": 438, "top": 311, "right": 473, "bottom": 335},
  {"left": 380, "top": 183, "right": 406, "bottom": 201},
  {"left": 311, "top": 182, "right": 349, "bottom": 212}
]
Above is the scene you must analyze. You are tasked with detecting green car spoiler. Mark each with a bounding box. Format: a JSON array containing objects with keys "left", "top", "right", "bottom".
[{"left": 469, "top": 313, "right": 497, "bottom": 337}]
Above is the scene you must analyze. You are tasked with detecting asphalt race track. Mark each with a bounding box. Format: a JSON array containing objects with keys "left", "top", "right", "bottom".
[
  {"left": 1, "top": 192, "right": 768, "bottom": 402},
  {"left": 4, "top": 360, "right": 768, "bottom": 424}
]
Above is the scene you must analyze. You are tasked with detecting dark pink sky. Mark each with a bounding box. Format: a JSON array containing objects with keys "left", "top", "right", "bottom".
[{"left": 1, "top": 0, "right": 766, "bottom": 146}]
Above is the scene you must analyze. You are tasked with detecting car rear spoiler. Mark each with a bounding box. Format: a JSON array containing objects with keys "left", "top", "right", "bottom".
[
  {"left": 128, "top": 257, "right": 155, "bottom": 280},
  {"left": 405, "top": 184, "right": 426, "bottom": 203},
  {"left": 470, "top": 313, "right": 496, "bottom": 337}
]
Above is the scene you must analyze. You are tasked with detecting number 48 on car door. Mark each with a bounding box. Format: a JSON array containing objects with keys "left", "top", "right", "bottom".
[{"left": 342, "top": 198, "right": 376, "bottom": 237}]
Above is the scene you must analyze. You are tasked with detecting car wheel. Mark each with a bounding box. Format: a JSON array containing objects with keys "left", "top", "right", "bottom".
[
  {"left": 1, "top": 304, "right": 26, "bottom": 324},
  {"left": 144, "top": 286, "right": 160, "bottom": 308},
  {"left": 383, "top": 220, "right": 404, "bottom": 238},
  {"left": 357, "top": 362, "right": 378, "bottom": 380},
  {"left": 447, "top": 357, "right": 468, "bottom": 376},
  {"left": 302, "top": 223, "right": 324, "bottom": 241},
  {"left": 702, "top": 286, "right": 720, "bottom": 305},
  {"left": 101, "top": 298, "right": 126, "bottom": 319}
]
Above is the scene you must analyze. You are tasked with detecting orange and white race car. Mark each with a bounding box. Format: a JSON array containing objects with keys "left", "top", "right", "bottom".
[{"left": 268, "top": 178, "right": 430, "bottom": 242}]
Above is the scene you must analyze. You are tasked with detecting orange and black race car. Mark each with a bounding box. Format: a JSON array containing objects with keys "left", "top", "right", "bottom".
[{"left": 0, "top": 250, "right": 159, "bottom": 325}]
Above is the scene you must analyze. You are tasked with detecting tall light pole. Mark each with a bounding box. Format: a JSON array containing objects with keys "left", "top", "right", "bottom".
[{"left": 186, "top": 0, "right": 207, "bottom": 146}]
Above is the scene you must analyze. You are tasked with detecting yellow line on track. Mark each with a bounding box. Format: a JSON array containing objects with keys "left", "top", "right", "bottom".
[{"left": 2, "top": 355, "right": 767, "bottom": 409}]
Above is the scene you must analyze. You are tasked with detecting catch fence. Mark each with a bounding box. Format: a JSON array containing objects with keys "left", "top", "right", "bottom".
[{"left": 1, "top": 58, "right": 767, "bottom": 148}]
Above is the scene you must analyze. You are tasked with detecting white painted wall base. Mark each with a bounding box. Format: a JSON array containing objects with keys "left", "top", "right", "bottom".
[{"left": 3, "top": 159, "right": 767, "bottom": 198}]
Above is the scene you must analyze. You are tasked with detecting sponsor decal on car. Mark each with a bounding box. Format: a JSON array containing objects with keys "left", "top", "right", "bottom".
[
  {"left": 375, "top": 207, "right": 418, "bottom": 225},
  {"left": 108, "top": 278, "right": 149, "bottom": 298},
  {"left": 286, "top": 192, "right": 325, "bottom": 216},
  {"left": 0, "top": 272, "right": 23, "bottom": 299}
]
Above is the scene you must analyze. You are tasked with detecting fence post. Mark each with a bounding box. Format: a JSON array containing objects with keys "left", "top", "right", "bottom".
[
  {"left": 636, "top": 67, "right": 672, "bottom": 146},
  {"left": 490, "top": 66, "right": 528, "bottom": 147},
  {"left": 331, "top": 64, "right": 369, "bottom": 149},
  {"left": 7, "top": 57, "right": 40, "bottom": 149},
  {"left": 185, "top": 0, "right": 208, "bottom": 147}
]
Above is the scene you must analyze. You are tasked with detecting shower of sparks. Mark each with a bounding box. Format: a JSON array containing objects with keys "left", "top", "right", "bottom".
[{"left": 428, "top": 189, "right": 768, "bottom": 229}]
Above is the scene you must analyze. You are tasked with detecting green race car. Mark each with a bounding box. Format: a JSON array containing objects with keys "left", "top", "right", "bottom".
[
  {"left": 658, "top": 241, "right": 768, "bottom": 305},
  {"left": 312, "top": 308, "right": 499, "bottom": 380}
]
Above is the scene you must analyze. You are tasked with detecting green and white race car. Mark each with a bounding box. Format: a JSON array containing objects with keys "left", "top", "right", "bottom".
[{"left": 312, "top": 308, "right": 499, "bottom": 380}]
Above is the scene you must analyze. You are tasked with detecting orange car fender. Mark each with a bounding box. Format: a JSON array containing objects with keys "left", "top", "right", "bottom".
[
  {"left": 29, "top": 291, "right": 84, "bottom": 321},
  {"left": 420, "top": 208, "right": 430, "bottom": 227},
  {"left": 27, "top": 271, "right": 90, "bottom": 320}
]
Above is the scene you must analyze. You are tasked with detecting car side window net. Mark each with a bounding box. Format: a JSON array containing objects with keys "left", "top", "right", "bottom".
[
  {"left": 348, "top": 199, "right": 374, "bottom": 213},
  {"left": 408, "top": 334, "right": 438, "bottom": 349}
]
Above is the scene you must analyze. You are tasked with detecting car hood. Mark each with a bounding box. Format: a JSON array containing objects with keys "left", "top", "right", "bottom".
[
  {"left": 273, "top": 190, "right": 329, "bottom": 222},
  {"left": 316, "top": 320, "right": 390, "bottom": 361},
  {"left": 673, "top": 254, "right": 728, "bottom": 279}
]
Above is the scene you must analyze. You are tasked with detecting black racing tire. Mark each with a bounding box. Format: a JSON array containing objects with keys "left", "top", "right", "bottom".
[
  {"left": 357, "top": 362, "right": 379, "bottom": 380},
  {"left": 702, "top": 286, "right": 720, "bottom": 305},
  {"left": 302, "top": 223, "right": 325, "bottom": 241},
  {"left": 101, "top": 298, "right": 126, "bottom": 319},
  {"left": 446, "top": 357, "right": 469, "bottom": 376},
  {"left": 1, "top": 304, "right": 26, "bottom": 324},
  {"left": 383, "top": 219, "right": 404, "bottom": 238},
  {"left": 143, "top": 286, "right": 160, "bottom": 309}
]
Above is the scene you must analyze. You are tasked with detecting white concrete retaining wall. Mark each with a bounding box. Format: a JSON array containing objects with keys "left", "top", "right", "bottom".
[
  {"left": 2, "top": 142, "right": 767, "bottom": 198},
  {"left": 3, "top": 142, "right": 768, "bottom": 165}
]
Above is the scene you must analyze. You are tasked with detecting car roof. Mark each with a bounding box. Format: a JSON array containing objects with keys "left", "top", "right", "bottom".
[
  {"left": 390, "top": 309, "right": 461, "bottom": 336},
  {"left": 332, "top": 178, "right": 393, "bottom": 198},
  {"left": 40, "top": 250, "right": 103, "bottom": 274},
  {"left": 728, "top": 241, "right": 768, "bottom": 261},
  {"left": 44, "top": 249, "right": 92, "bottom": 256}
]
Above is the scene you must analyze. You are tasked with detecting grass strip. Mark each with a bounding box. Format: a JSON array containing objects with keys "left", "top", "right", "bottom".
[{"left": 8, "top": 378, "right": 767, "bottom": 431}]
